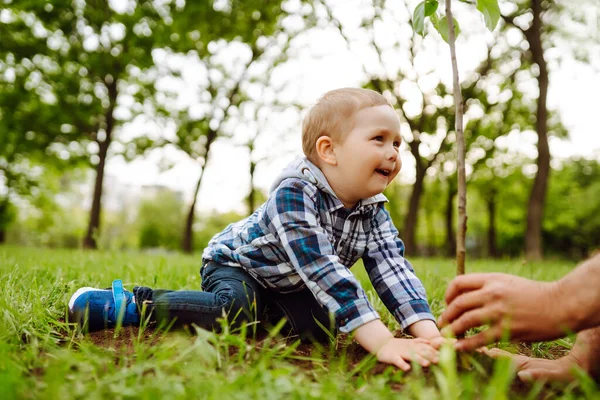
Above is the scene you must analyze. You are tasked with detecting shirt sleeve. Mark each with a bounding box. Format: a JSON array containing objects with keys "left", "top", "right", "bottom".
[
  {"left": 266, "top": 180, "right": 380, "bottom": 333},
  {"left": 362, "top": 204, "right": 435, "bottom": 330}
]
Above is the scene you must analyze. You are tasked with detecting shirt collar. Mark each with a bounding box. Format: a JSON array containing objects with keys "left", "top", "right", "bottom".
[{"left": 301, "top": 158, "right": 388, "bottom": 213}]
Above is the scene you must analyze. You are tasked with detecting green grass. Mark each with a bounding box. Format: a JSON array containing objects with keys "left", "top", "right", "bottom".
[{"left": 0, "top": 245, "right": 597, "bottom": 399}]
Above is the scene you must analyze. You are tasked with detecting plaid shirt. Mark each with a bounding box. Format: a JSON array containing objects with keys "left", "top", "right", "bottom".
[{"left": 202, "top": 158, "right": 434, "bottom": 333}]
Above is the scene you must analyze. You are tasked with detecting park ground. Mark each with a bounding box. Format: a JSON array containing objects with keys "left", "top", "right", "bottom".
[{"left": 1, "top": 246, "right": 598, "bottom": 399}]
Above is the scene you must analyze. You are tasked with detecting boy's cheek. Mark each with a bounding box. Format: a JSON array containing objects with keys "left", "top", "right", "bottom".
[{"left": 390, "top": 165, "right": 401, "bottom": 181}]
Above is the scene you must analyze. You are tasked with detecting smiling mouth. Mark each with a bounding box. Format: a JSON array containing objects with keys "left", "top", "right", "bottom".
[{"left": 375, "top": 168, "right": 391, "bottom": 177}]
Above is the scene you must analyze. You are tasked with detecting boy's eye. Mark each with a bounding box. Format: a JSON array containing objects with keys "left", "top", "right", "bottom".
[
  {"left": 393, "top": 141, "right": 400, "bottom": 148},
  {"left": 373, "top": 136, "right": 384, "bottom": 142}
]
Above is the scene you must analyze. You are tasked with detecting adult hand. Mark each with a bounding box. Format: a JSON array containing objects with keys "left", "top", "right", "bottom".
[
  {"left": 481, "top": 348, "right": 586, "bottom": 383},
  {"left": 437, "top": 273, "right": 571, "bottom": 352}
]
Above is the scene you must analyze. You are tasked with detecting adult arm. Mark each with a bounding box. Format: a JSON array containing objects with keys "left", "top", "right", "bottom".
[{"left": 438, "top": 254, "right": 600, "bottom": 351}]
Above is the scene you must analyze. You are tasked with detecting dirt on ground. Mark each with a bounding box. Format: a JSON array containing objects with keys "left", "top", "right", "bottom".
[{"left": 61, "top": 325, "right": 581, "bottom": 397}]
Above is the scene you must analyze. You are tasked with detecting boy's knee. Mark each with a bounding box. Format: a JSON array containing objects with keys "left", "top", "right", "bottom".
[
  {"left": 266, "top": 294, "right": 337, "bottom": 344},
  {"left": 218, "top": 286, "right": 262, "bottom": 324}
]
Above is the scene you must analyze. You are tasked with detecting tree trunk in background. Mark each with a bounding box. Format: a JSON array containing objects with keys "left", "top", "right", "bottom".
[
  {"left": 247, "top": 158, "right": 257, "bottom": 214},
  {"left": 182, "top": 167, "right": 204, "bottom": 254},
  {"left": 445, "top": 180, "right": 456, "bottom": 257},
  {"left": 524, "top": 0, "right": 550, "bottom": 261},
  {"left": 182, "top": 128, "right": 218, "bottom": 253},
  {"left": 487, "top": 191, "right": 498, "bottom": 258},
  {"left": 0, "top": 198, "right": 9, "bottom": 244},
  {"left": 403, "top": 151, "right": 426, "bottom": 255},
  {"left": 83, "top": 77, "right": 117, "bottom": 249}
]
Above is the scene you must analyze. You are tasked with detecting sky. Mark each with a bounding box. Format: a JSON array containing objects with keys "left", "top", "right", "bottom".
[{"left": 104, "top": 0, "right": 600, "bottom": 215}]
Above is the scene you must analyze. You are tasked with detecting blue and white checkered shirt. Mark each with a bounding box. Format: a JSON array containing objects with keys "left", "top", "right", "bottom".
[{"left": 202, "top": 157, "right": 434, "bottom": 333}]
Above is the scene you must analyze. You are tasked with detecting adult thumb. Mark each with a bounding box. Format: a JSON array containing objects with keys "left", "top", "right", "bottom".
[{"left": 518, "top": 368, "right": 571, "bottom": 383}]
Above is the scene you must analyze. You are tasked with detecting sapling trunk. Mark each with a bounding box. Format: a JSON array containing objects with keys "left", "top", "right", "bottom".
[{"left": 444, "top": 0, "right": 467, "bottom": 275}]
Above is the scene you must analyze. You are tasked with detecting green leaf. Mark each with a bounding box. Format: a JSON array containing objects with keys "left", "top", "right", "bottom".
[
  {"left": 424, "top": 0, "right": 438, "bottom": 17},
  {"left": 476, "top": 0, "right": 500, "bottom": 31},
  {"left": 435, "top": 15, "right": 460, "bottom": 43},
  {"left": 412, "top": 1, "right": 426, "bottom": 36}
]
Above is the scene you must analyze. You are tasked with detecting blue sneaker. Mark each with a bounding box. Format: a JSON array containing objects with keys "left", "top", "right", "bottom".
[{"left": 68, "top": 279, "right": 140, "bottom": 331}]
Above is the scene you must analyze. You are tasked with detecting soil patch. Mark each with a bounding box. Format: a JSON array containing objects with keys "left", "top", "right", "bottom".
[{"left": 68, "top": 326, "right": 581, "bottom": 396}]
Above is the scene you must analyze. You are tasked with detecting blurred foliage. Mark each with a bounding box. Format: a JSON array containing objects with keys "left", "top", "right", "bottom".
[
  {"left": 0, "top": 198, "right": 17, "bottom": 234},
  {"left": 193, "top": 211, "right": 248, "bottom": 253},
  {"left": 5, "top": 168, "right": 87, "bottom": 248},
  {"left": 0, "top": 0, "right": 295, "bottom": 249},
  {"left": 6, "top": 195, "right": 87, "bottom": 249},
  {"left": 1, "top": 0, "right": 599, "bottom": 260},
  {"left": 384, "top": 156, "right": 600, "bottom": 259},
  {"left": 5, "top": 183, "right": 248, "bottom": 254},
  {"left": 0, "top": 0, "right": 186, "bottom": 246},
  {"left": 543, "top": 159, "right": 600, "bottom": 258},
  {"left": 4, "top": 155, "right": 600, "bottom": 258},
  {"left": 136, "top": 190, "right": 185, "bottom": 251}
]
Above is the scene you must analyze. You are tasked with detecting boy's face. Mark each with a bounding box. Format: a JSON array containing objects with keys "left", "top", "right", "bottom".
[{"left": 327, "top": 105, "right": 402, "bottom": 207}]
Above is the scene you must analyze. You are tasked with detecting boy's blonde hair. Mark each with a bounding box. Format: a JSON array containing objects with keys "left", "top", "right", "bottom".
[{"left": 302, "top": 88, "right": 392, "bottom": 163}]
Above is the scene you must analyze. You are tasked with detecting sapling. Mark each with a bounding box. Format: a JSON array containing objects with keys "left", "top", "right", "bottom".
[{"left": 412, "top": 0, "right": 500, "bottom": 275}]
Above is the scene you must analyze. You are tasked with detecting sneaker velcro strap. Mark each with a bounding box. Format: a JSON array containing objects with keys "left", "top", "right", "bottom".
[{"left": 112, "top": 279, "right": 125, "bottom": 323}]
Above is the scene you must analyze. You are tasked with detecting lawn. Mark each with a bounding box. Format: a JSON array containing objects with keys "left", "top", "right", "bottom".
[{"left": 0, "top": 245, "right": 597, "bottom": 399}]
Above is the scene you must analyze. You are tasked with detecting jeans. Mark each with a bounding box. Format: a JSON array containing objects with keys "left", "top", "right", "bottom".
[{"left": 133, "top": 262, "right": 336, "bottom": 343}]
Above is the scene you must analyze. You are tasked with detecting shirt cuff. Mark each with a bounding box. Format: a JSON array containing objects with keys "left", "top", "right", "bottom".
[
  {"left": 335, "top": 297, "right": 380, "bottom": 333},
  {"left": 393, "top": 299, "right": 435, "bottom": 330}
]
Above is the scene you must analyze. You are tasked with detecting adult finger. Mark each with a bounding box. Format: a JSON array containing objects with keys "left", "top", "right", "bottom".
[
  {"left": 480, "top": 347, "right": 511, "bottom": 359},
  {"left": 444, "top": 274, "right": 491, "bottom": 305},
  {"left": 438, "top": 290, "right": 486, "bottom": 327},
  {"left": 455, "top": 326, "right": 503, "bottom": 352},
  {"left": 518, "top": 367, "right": 579, "bottom": 383},
  {"left": 517, "top": 369, "right": 552, "bottom": 383},
  {"left": 445, "top": 308, "right": 494, "bottom": 337}
]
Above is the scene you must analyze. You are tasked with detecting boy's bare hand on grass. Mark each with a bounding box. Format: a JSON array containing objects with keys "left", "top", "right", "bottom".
[{"left": 375, "top": 338, "right": 439, "bottom": 371}]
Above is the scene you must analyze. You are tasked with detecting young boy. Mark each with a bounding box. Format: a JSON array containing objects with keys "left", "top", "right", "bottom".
[{"left": 69, "top": 88, "right": 442, "bottom": 371}]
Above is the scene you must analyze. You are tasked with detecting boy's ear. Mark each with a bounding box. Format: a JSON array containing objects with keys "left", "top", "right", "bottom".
[{"left": 315, "top": 136, "right": 337, "bottom": 166}]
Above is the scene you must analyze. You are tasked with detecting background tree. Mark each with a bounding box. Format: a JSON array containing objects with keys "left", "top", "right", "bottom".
[
  {"left": 415, "top": 0, "right": 501, "bottom": 273},
  {"left": 318, "top": 0, "right": 499, "bottom": 255},
  {"left": 141, "top": 3, "right": 305, "bottom": 253},
  {"left": 501, "top": 0, "right": 598, "bottom": 260},
  {"left": 0, "top": 1, "right": 187, "bottom": 249},
  {"left": 0, "top": 6, "right": 81, "bottom": 242},
  {"left": 237, "top": 102, "right": 298, "bottom": 214}
]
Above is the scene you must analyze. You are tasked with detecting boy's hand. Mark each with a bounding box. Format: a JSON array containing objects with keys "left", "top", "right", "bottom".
[
  {"left": 428, "top": 336, "right": 456, "bottom": 349},
  {"left": 375, "top": 337, "right": 439, "bottom": 371}
]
